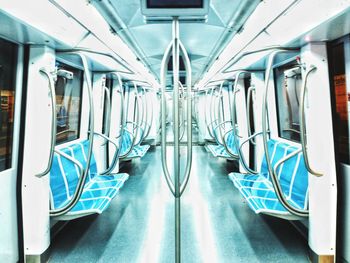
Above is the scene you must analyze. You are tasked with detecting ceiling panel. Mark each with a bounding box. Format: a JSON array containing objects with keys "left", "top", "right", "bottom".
[{"left": 92, "top": 0, "right": 261, "bottom": 86}]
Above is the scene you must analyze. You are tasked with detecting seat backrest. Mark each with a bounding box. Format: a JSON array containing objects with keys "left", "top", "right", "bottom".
[
  {"left": 260, "top": 139, "right": 308, "bottom": 208},
  {"left": 226, "top": 132, "right": 237, "bottom": 154},
  {"left": 120, "top": 131, "right": 133, "bottom": 156},
  {"left": 50, "top": 140, "right": 97, "bottom": 209}
]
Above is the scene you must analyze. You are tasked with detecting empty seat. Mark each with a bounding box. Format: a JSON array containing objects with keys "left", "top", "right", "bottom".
[
  {"left": 228, "top": 139, "right": 308, "bottom": 219},
  {"left": 206, "top": 131, "right": 238, "bottom": 159},
  {"left": 50, "top": 140, "right": 129, "bottom": 220},
  {"left": 120, "top": 130, "right": 150, "bottom": 159}
]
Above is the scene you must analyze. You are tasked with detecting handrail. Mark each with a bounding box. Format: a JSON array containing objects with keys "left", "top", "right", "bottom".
[
  {"left": 135, "top": 84, "right": 147, "bottom": 142},
  {"left": 204, "top": 89, "right": 214, "bottom": 139},
  {"left": 143, "top": 89, "right": 154, "bottom": 139},
  {"left": 225, "top": 71, "right": 248, "bottom": 159},
  {"left": 262, "top": 49, "right": 308, "bottom": 217},
  {"left": 103, "top": 85, "right": 111, "bottom": 137},
  {"left": 238, "top": 131, "right": 267, "bottom": 174},
  {"left": 36, "top": 68, "right": 57, "bottom": 178},
  {"left": 90, "top": 131, "right": 119, "bottom": 175},
  {"left": 111, "top": 72, "right": 125, "bottom": 151},
  {"left": 178, "top": 81, "right": 186, "bottom": 141},
  {"left": 272, "top": 147, "right": 309, "bottom": 214},
  {"left": 160, "top": 40, "right": 175, "bottom": 195},
  {"left": 50, "top": 149, "right": 84, "bottom": 217},
  {"left": 215, "top": 82, "right": 225, "bottom": 144},
  {"left": 119, "top": 85, "right": 141, "bottom": 158},
  {"left": 246, "top": 86, "right": 257, "bottom": 145},
  {"left": 179, "top": 39, "right": 192, "bottom": 196},
  {"left": 299, "top": 66, "right": 322, "bottom": 176},
  {"left": 140, "top": 86, "right": 151, "bottom": 141},
  {"left": 50, "top": 52, "right": 95, "bottom": 217},
  {"left": 132, "top": 83, "right": 143, "bottom": 145},
  {"left": 223, "top": 46, "right": 299, "bottom": 74}
]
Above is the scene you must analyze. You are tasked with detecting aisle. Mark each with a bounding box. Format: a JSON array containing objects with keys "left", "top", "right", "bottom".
[{"left": 49, "top": 146, "right": 309, "bottom": 263}]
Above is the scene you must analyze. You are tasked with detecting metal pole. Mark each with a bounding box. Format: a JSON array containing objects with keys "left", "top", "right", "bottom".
[{"left": 172, "top": 17, "right": 181, "bottom": 263}]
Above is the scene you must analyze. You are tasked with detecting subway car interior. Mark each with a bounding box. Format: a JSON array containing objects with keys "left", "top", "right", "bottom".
[{"left": 0, "top": 0, "right": 350, "bottom": 262}]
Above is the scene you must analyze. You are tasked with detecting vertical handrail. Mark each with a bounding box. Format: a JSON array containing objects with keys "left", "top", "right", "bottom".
[
  {"left": 261, "top": 50, "right": 308, "bottom": 217},
  {"left": 179, "top": 39, "right": 192, "bottom": 195},
  {"left": 299, "top": 65, "right": 322, "bottom": 176},
  {"left": 141, "top": 86, "right": 150, "bottom": 141},
  {"left": 50, "top": 52, "right": 94, "bottom": 217},
  {"left": 204, "top": 88, "right": 215, "bottom": 139},
  {"left": 103, "top": 85, "right": 111, "bottom": 137},
  {"left": 246, "top": 85, "right": 257, "bottom": 145},
  {"left": 224, "top": 71, "right": 248, "bottom": 159},
  {"left": 161, "top": 40, "right": 175, "bottom": 195},
  {"left": 178, "top": 81, "right": 186, "bottom": 141},
  {"left": 143, "top": 88, "right": 154, "bottom": 139},
  {"left": 119, "top": 83, "right": 140, "bottom": 158},
  {"left": 111, "top": 72, "right": 125, "bottom": 145},
  {"left": 36, "top": 68, "right": 57, "bottom": 178}
]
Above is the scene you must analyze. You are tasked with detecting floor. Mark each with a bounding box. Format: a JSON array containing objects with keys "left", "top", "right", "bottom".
[{"left": 48, "top": 145, "right": 309, "bottom": 263}]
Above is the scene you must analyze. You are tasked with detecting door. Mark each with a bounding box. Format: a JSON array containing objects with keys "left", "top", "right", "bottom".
[
  {"left": 0, "top": 37, "right": 23, "bottom": 261},
  {"left": 328, "top": 35, "right": 350, "bottom": 263}
]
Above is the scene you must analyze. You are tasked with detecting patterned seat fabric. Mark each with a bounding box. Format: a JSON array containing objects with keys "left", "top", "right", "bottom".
[
  {"left": 228, "top": 139, "right": 308, "bottom": 219},
  {"left": 120, "top": 130, "right": 150, "bottom": 159},
  {"left": 50, "top": 140, "right": 129, "bottom": 220},
  {"left": 207, "top": 131, "right": 238, "bottom": 158}
]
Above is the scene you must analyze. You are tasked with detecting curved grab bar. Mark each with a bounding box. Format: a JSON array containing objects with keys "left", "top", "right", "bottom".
[
  {"left": 103, "top": 85, "right": 111, "bottom": 137},
  {"left": 237, "top": 131, "right": 268, "bottom": 174},
  {"left": 225, "top": 71, "right": 248, "bottom": 159},
  {"left": 119, "top": 85, "right": 141, "bottom": 158},
  {"left": 50, "top": 52, "right": 95, "bottom": 217},
  {"left": 272, "top": 147, "right": 309, "bottom": 214},
  {"left": 179, "top": 40, "right": 192, "bottom": 196},
  {"left": 111, "top": 72, "right": 125, "bottom": 155},
  {"left": 140, "top": 86, "right": 151, "bottom": 141},
  {"left": 50, "top": 149, "right": 84, "bottom": 217},
  {"left": 160, "top": 40, "right": 175, "bottom": 195},
  {"left": 91, "top": 131, "right": 120, "bottom": 175},
  {"left": 262, "top": 50, "right": 308, "bottom": 217},
  {"left": 132, "top": 83, "right": 143, "bottom": 145},
  {"left": 36, "top": 68, "right": 57, "bottom": 178},
  {"left": 299, "top": 66, "right": 322, "bottom": 176},
  {"left": 246, "top": 86, "right": 257, "bottom": 145},
  {"left": 143, "top": 89, "right": 154, "bottom": 140},
  {"left": 204, "top": 88, "right": 215, "bottom": 139}
]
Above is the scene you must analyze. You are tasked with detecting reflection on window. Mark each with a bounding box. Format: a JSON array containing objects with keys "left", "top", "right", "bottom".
[
  {"left": 328, "top": 41, "right": 350, "bottom": 164},
  {"left": 55, "top": 63, "right": 83, "bottom": 144},
  {"left": 275, "top": 63, "right": 302, "bottom": 142},
  {"left": 0, "top": 38, "right": 17, "bottom": 171}
]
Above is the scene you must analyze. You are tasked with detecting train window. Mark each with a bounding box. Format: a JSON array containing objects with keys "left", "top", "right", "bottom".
[
  {"left": 274, "top": 63, "right": 302, "bottom": 142},
  {"left": 328, "top": 38, "right": 350, "bottom": 164},
  {"left": 0, "top": 38, "right": 17, "bottom": 171},
  {"left": 55, "top": 63, "right": 83, "bottom": 144}
]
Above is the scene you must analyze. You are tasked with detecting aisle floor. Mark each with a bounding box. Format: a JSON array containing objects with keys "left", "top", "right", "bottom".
[{"left": 49, "top": 146, "right": 309, "bottom": 263}]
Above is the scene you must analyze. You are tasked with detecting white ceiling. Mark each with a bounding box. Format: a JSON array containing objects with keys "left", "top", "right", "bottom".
[{"left": 91, "top": 0, "right": 261, "bottom": 85}]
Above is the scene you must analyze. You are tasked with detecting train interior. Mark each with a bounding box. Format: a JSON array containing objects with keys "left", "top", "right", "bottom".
[{"left": 0, "top": 0, "right": 350, "bottom": 262}]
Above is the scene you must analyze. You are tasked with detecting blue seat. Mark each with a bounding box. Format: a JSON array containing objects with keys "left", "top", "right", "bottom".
[
  {"left": 50, "top": 140, "right": 129, "bottom": 220},
  {"left": 228, "top": 139, "right": 308, "bottom": 219},
  {"left": 120, "top": 130, "right": 150, "bottom": 159},
  {"left": 207, "top": 131, "right": 238, "bottom": 159}
]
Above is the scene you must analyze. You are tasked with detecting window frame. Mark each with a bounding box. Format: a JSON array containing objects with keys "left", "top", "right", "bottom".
[
  {"left": 273, "top": 59, "right": 302, "bottom": 144},
  {"left": 54, "top": 61, "right": 84, "bottom": 145}
]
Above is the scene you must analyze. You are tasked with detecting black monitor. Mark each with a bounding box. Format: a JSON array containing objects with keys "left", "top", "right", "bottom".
[{"left": 141, "top": 0, "right": 209, "bottom": 21}]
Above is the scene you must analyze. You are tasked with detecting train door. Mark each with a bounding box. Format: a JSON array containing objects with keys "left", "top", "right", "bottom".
[
  {"left": 328, "top": 35, "right": 350, "bottom": 263},
  {"left": 0, "top": 37, "right": 23, "bottom": 262}
]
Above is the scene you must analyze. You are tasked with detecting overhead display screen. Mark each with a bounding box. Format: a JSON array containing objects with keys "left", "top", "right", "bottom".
[{"left": 147, "top": 0, "right": 203, "bottom": 9}]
